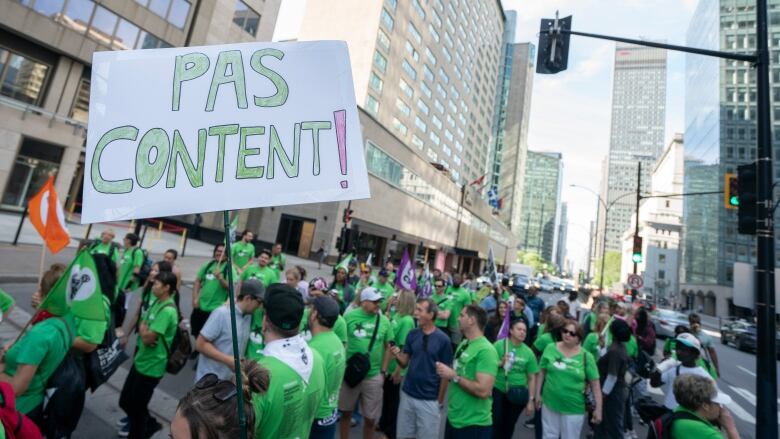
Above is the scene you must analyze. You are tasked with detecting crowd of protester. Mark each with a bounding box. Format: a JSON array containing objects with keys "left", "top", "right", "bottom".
[{"left": 0, "top": 227, "right": 741, "bottom": 439}]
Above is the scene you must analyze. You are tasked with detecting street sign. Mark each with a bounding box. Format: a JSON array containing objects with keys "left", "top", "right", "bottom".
[{"left": 627, "top": 274, "right": 643, "bottom": 289}]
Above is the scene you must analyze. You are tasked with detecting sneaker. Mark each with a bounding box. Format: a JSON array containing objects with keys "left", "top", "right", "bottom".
[
  {"left": 523, "top": 419, "right": 535, "bottom": 429},
  {"left": 117, "top": 423, "right": 129, "bottom": 438},
  {"left": 350, "top": 417, "right": 358, "bottom": 428},
  {"left": 116, "top": 417, "right": 129, "bottom": 428}
]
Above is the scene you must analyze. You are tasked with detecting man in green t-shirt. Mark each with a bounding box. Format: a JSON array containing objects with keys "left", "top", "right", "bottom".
[
  {"left": 119, "top": 271, "right": 178, "bottom": 438},
  {"left": 191, "top": 243, "right": 236, "bottom": 340},
  {"left": 269, "top": 243, "right": 286, "bottom": 272},
  {"left": 252, "top": 284, "right": 325, "bottom": 439},
  {"left": 232, "top": 230, "right": 256, "bottom": 273},
  {"left": 338, "top": 288, "right": 394, "bottom": 439},
  {"left": 445, "top": 274, "right": 473, "bottom": 344},
  {"left": 89, "top": 229, "right": 119, "bottom": 266},
  {"left": 307, "top": 296, "right": 346, "bottom": 438},
  {"left": 117, "top": 233, "right": 144, "bottom": 296},
  {"left": 241, "top": 249, "right": 279, "bottom": 287},
  {"left": 431, "top": 280, "right": 453, "bottom": 336},
  {"left": 435, "top": 304, "right": 499, "bottom": 436},
  {"left": 374, "top": 269, "right": 395, "bottom": 304}
]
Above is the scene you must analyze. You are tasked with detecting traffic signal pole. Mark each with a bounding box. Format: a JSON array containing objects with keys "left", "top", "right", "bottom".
[
  {"left": 633, "top": 162, "right": 641, "bottom": 276},
  {"left": 540, "top": 4, "right": 776, "bottom": 435}
]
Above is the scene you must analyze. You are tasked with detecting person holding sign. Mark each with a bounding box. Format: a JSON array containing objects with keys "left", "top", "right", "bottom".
[
  {"left": 232, "top": 231, "right": 256, "bottom": 273},
  {"left": 119, "top": 272, "right": 179, "bottom": 438},
  {"left": 191, "top": 244, "right": 237, "bottom": 341},
  {"left": 241, "top": 249, "right": 279, "bottom": 288}
]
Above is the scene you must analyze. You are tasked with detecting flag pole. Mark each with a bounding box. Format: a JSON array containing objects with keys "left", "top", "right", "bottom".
[
  {"left": 222, "top": 210, "right": 247, "bottom": 439},
  {"left": 38, "top": 244, "right": 46, "bottom": 284}
]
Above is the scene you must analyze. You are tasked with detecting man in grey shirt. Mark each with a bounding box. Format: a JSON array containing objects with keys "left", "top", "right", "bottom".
[{"left": 195, "top": 280, "right": 264, "bottom": 380}]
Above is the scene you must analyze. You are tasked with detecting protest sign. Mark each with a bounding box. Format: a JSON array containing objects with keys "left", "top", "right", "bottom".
[{"left": 83, "top": 41, "right": 370, "bottom": 223}]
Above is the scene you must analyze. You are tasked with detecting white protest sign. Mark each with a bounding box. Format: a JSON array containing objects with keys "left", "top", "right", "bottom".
[{"left": 83, "top": 41, "right": 370, "bottom": 223}]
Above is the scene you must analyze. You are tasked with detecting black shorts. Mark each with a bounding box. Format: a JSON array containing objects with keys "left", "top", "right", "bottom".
[{"left": 190, "top": 308, "right": 212, "bottom": 338}]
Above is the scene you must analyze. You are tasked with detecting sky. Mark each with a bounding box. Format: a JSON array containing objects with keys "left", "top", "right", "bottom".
[{"left": 273, "top": 0, "right": 699, "bottom": 274}]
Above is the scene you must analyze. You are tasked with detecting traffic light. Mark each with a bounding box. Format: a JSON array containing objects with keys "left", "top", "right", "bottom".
[
  {"left": 724, "top": 172, "right": 738, "bottom": 209},
  {"left": 737, "top": 162, "right": 757, "bottom": 235},
  {"left": 631, "top": 235, "right": 643, "bottom": 264},
  {"left": 536, "top": 14, "right": 572, "bottom": 74},
  {"left": 342, "top": 208, "right": 353, "bottom": 224}
]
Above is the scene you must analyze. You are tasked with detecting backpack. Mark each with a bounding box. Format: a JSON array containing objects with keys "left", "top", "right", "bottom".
[
  {"left": 134, "top": 248, "right": 154, "bottom": 285},
  {"left": 159, "top": 303, "right": 192, "bottom": 375},
  {"left": 42, "top": 318, "right": 83, "bottom": 438},
  {"left": 649, "top": 409, "right": 707, "bottom": 439},
  {"left": 0, "top": 382, "right": 42, "bottom": 439}
]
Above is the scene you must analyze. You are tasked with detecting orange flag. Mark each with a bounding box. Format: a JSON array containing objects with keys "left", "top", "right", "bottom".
[{"left": 28, "top": 176, "right": 71, "bottom": 254}]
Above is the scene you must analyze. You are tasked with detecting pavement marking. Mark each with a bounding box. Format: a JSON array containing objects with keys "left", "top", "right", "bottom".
[
  {"left": 729, "top": 385, "right": 756, "bottom": 406},
  {"left": 726, "top": 398, "right": 756, "bottom": 424},
  {"left": 738, "top": 365, "right": 757, "bottom": 377}
]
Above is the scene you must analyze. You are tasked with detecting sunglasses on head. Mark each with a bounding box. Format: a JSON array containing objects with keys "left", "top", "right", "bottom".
[{"left": 195, "top": 373, "right": 237, "bottom": 402}]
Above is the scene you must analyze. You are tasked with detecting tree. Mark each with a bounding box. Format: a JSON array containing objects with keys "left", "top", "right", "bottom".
[
  {"left": 516, "top": 251, "right": 555, "bottom": 275},
  {"left": 593, "top": 251, "right": 621, "bottom": 288}
]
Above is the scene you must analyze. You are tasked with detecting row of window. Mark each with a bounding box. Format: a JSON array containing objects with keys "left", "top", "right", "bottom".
[
  {"left": 133, "top": 0, "right": 191, "bottom": 28},
  {"left": 0, "top": 48, "right": 50, "bottom": 106},
  {"left": 232, "top": 0, "right": 261, "bottom": 37},
  {"left": 19, "top": 0, "right": 170, "bottom": 51}
]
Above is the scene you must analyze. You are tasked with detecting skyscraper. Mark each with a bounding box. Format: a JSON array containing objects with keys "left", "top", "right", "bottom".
[
  {"left": 556, "top": 202, "right": 568, "bottom": 271},
  {"left": 681, "top": 0, "right": 780, "bottom": 316},
  {"left": 518, "top": 151, "right": 563, "bottom": 263},
  {"left": 488, "top": 11, "right": 535, "bottom": 234},
  {"left": 604, "top": 43, "right": 667, "bottom": 252}
]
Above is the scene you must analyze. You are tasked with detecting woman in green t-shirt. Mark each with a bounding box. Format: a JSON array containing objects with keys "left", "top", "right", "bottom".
[
  {"left": 582, "top": 313, "right": 611, "bottom": 360},
  {"left": 535, "top": 320, "right": 603, "bottom": 439},
  {"left": 669, "top": 374, "right": 739, "bottom": 439},
  {"left": 118, "top": 272, "right": 179, "bottom": 438},
  {"left": 492, "top": 318, "right": 539, "bottom": 439}
]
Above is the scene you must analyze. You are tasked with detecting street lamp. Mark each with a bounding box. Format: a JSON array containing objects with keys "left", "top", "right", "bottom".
[{"left": 569, "top": 184, "right": 635, "bottom": 292}]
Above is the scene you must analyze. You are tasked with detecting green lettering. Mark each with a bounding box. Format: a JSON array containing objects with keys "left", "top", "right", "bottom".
[
  {"left": 301, "top": 121, "right": 331, "bottom": 176},
  {"left": 266, "top": 124, "right": 299, "bottom": 179},
  {"left": 135, "top": 128, "right": 171, "bottom": 189},
  {"left": 237, "top": 126, "right": 265, "bottom": 179},
  {"left": 206, "top": 50, "right": 248, "bottom": 111},
  {"left": 208, "top": 124, "right": 239, "bottom": 182},
  {"left": 172, "top": 53, "right": 209, "bottom": 111},
  {"left": 91, "top": 126, "right": 137, "bottom": 194},
  {"left": 250, "top": 49, "right": 289, "bottom": 107},
  {"left": 166, "top": 129, "right": 206, "bottom": 188}
]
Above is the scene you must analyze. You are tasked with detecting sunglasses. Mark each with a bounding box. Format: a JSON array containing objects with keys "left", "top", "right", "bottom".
[
  {"left": 195, "top": 373, "right": 237, "bottom": 402},
  {"left": 435, "top": 284, "right": 445, "bottom": 288},
  {"left": 562, "top": 329, "right": 578, "bottom": 337}
]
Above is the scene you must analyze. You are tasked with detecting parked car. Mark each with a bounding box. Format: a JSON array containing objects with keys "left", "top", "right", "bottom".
[
  {"left": 721, "top": 321, "right": 756, "bottom": 351},
  {"left": 650, "top": 309, "right": 690, "bottom": 339},
  {"left": 539, "top": 278, "right": 554, "bottom": 292}
]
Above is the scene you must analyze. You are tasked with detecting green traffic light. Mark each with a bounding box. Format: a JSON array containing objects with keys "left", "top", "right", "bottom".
[
  {"left": 632, "top": 253, "right": 643, "bottom": 264},
  {"left": 730, "top": 195, "right": 739, "bottom": 206}
]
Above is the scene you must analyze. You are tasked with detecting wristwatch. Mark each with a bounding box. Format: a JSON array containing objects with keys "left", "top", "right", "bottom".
[{"left": 451, "top": 375, "right": 460, "bottom": 384}]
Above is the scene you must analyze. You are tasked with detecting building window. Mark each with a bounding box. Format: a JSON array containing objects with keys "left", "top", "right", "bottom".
[
  {"left": 405, "top": 41, "right": 420, "bottom": 62},
  {"left": 416, "top": 99, "right": 429, "bottom": 115},
  {"left": 402, "top": 59, "right": 417, "bottom": 80},
  {"left": 395, "top": 98, "right": 411, "bottom": 117},
  {"left": 385, "top": 0, "right": 397, "bottom": 11},
  {"left": 376, "top": 29, "right": 391, "bottom": 52},
  {"left": 233, "top": 0, "right": 260, "bottom": 36},
  {"left": 411, "top": 134, "right": 424, "bottom": 150},
  {"left": 658, "top": 254, "right": 666, "bottom": 264},
  {"left": 408, "top": 22, "right": 422, "bottom": 44},
  {"left": 380, "top": 7, "right": 394, "bottom": 31},
  {"left": 412, "top": 0, "right": 425, "bottom": 19},
  {"left": 426, "top": 47, "right": 437, "bottom": 66},
  {"left": 399, "top": 78, "right": 413, "bottom": 99},
  {"left": 658, "top": 270, "right": 665, "bottom": 280},
  {"left": 365, "top": 94, "right": 379, "bottom": 115},
  {"left": 374, "top": 51, "right": 388, "bottom": 73},
  {"left": 70, "top": 76, "right": 90, "bottom": 123},
  {"left": 134, "top": 0, "right": 190, "bottom": 28},
  {"left": 414, "top": 116, "right": 427, "bottom": 133},
  {"left": 420, "top": 82, "right": 432, "bottom": 98},
  {"left": 392, "top": 117, "right": 408, "bottom": 135},
  {"left": 1, "top": 138, "right": 64, "bottom": 208},
  {"left": 0, "top": 49, "right": 51, "bottom": 106},
  {"left": 369, "top": 71, "right": 383, "bottom": 93},
  {"left": 423, "top": 64, "right": 434, "bottom": 82}
]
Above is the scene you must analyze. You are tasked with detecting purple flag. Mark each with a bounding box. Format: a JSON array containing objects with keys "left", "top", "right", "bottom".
[
  {"left": 395, "top": 249, "right": 417, "bottom": 291},
  {"left": 496, "top": 307, "right": 511, "bottom": 340},
  {"left": 420, "top": 264, "right": 433, "bottom": 298}
]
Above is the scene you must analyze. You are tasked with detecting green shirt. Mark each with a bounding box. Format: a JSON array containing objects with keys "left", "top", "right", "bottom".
[
  {"left": 375, "top": 281, "right": 395, "bottom": 304},
  {"left": 432, "top": 292, "right": 453, "bottom": 328},
  {"left": 134, "top": 296, "right": 178, "bottom": 378},
  {"left": 448, "top": 336, "right": 499, "bottom": 428},
  {"left": 246, "top": 308, "right": 265, "bottom": 361},
  {"left": 90, "top": 241, "right": 119, "bottom": 264},
  {"left": 4, "top": 315, "right": 74, "bottom": 413},
  {"left": 118, "top": 247, "right": 144, "bottom": 293},
  {"left": 309, "top": 331, "right": 346, "bottom": 419},
  {"left": 231, "top": 241, "right": 256, "bottom": 269},
  {"left": 241, "top": 263, "right": 279, "bottom": 287},
  {"left": 445, "top": 286, "right": 473, "bottom": 330},
  {"left": 300, "top": 308, "right": 347, "bottom": 345},
  {"left": 253, "top": 350, "right": 325, "bottom": 439},
  {"left": 74, "top": 296, "right": 111, "bottom": 345},
  {"left": 494, "top": 340, "right": 539, "bottom": 392},
  {"left": 533, "top": 332, "right": 555, "bottom": 354},
  {"left": 388, "top": 314, "right": 415, "bottom": 374},
  {"left": 0, "top": 289, "right": 14, "bottom": 315},
  {"left": 539, "top": 344, "right": 599, "bottom": 415},
  {"left": 669, "top": 407, "right": 722, "bottom": 439},
  {"left": 270, "top": 253, "right": 286, "bottom": 271},
  {"left": 196, "top": 261, "right": 237, "bottom": 312},
  {"left": 582, "top": 332, "right": 600, "bottom": 360},
  {"left": 344, "top": 308, "right": 394, "bottom": 378}
]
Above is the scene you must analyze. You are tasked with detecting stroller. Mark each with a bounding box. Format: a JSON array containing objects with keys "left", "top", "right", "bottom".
[{"left": 634, "top": 395, "right": 671, "bottom": 439}]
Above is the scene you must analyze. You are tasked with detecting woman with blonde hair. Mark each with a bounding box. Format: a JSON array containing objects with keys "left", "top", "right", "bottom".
[{"left": 378, "top": 289, "right": 415, "bottom": 439}]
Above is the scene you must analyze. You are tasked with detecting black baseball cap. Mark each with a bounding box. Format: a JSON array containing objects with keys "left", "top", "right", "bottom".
[
  {"left": 312, "top": 296, "right": 340, "bottom": 328},
  {"left": 264, "top": 284, "right": 304, "bottom": 331},
  {"left": 239, "top": 279, "right": 265, "bottom": 301}
]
